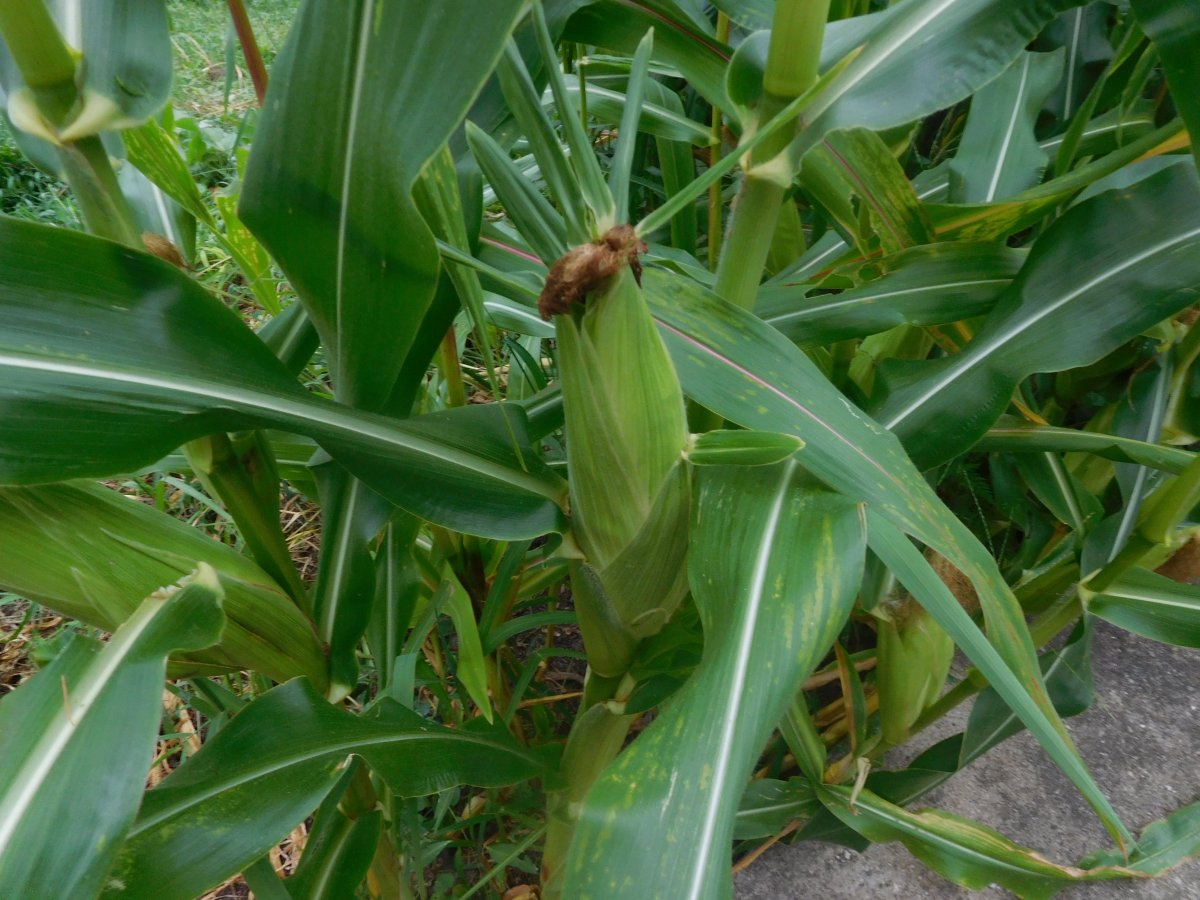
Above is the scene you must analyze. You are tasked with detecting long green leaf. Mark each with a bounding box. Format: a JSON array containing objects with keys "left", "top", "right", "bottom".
[
  {"left": 974, "top": 419, "right": 1197, "bottom": 476},
  {"left": 1083, "top": 800, "right": 1200, "bottom": 876},
  {"left": 875, "top": 164, "right": 1200, "bottom": 467},
  {"left": 733, "top": 778, "right": 819, "bottom": 840},
  {"left": 439, "top": 566, "right": 494, "bottom": 723},
  {"left": 796, "top": 0, "right": 1085, "bottom": 161},
  {"left": 1085, "top": 567, "right": 1200, "bottom": 649},
  {"left": 642, "top": 269, "right": 1132, "bottom": 847},
  {"left": 818, "top": 785, "right": 1139, "bottom": 898},
  {"left": 286, "top": 775, "right": 380, "bottom": 900},
  {"left": 0, "top": 217, "right": 567, "bottom": 539},
  {"left": 105, "top": 679, "right": 551, "bottom": 900},
  {"left": 759, "top": 242, "right": 1023, "bottom": 347},
  {"left": 240, "top": 0, "right": 525, "bottom": 411},
  {"left": 865, "top": 516, "right": 1129, "bottom": 846},
  {"left": 959, "top": 621, "right": 1093, "bottom": 766},
  {"left": 532, "top": 0, "right": 614, "bottom": 228},
  {"left": 310, "top": 460, "right": 394, "bottom": 698},
  {"left": 565, "top": 464, "right": 866, "bottom": 898},
  {"left": 610, "top": 28, "right": 654, "bottom": 225},
  {"left": 1130, "top": 0, "right": 1200, "bottom": 172},
  {"left": 0, "top": 481, "right": 327, "bottom": 690},
  {"left": 467, "top": 120, "right": 568, "bottom": 265},
  {"left": 1042, "top": 4, "right": 1110, "bottom": 123},
  {"left": 0, "top": 566, "right": 224, "bottom": 900},
  {"left": 927, "top": 119, "right": 1185, "bottom": 242},
  {"left": 949, "top": 50, "right": 1065, "bottom": 203},
  {"left": 561, "top": 75, "right": 711, "bottom": 145},
  {"left": 563, "top": 0, "right": 731, "bottom": 110},
  {"left": 496, "top": 40, "right": 591, "bottom": 243},
  {"left": 804, "top": 128, "right": 933, "bottom": 253}
]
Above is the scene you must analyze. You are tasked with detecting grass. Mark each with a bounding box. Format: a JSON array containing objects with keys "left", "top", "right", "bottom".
[{"left": 168, "top": 0, "right": 299, "bottom": 121}]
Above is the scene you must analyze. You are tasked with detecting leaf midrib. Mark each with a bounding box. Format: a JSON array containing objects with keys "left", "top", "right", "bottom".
[
  {"left": 882, "top": 224, "right": 1200, "bottom": 429},
  {"left": 128, "top": 729, "right": 543, "bottom": 835},
  {"left": 0, "top": 351, "right": 561, "bottom": 500}
]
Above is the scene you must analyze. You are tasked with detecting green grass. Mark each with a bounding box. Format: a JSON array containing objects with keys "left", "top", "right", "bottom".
[
  {"left": 167, "top": 0, "right": 299, "bottom": 123},
  {"left": 0, "top": 137, "right": 80, "bottom": 226}
]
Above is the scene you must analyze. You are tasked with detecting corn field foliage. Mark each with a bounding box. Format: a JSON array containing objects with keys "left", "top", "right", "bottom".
[{"left": 1, "top": 0, "right": 1199, "bottom": 897}]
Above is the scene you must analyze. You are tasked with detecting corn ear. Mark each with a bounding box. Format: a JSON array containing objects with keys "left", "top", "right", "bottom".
[
  {"left": 875, "top": 598, "right": 954, "bottom": 745},
  {"left": 552, "top": 259, "right": 689, "bottom": 675}
]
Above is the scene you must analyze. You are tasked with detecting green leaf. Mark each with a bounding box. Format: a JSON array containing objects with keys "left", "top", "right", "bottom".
[
  {"left": 121, "top": 119, "right": 211, "bottom": 222},
  {"left": 797, "top": 0, "right": 1086, "bottom": 161},
  {"left": 960, "top": 621, "right": 1093, "bottom": 766},
  {"left": 0, "top": 481, "right": 328, "bottom": 691},
  {"left": 949, "top": 50, "right": 1065, "bottom": 203},
  {"left": 866, "top": 514, "right": 1129, "bottom": 849},
  {"left": 1040, "top": 102, "right": 1159, "bottom": 162},
  {"left": 467, "top": 121, "right": 568, "bottom": 265},
  {"left": 759, "top": 242, "right": 1024, "bottom": 347},
  {"left": 1130, "top": 0, "right": 1200, "bottom": 172},
  {"left": 0, "top": 217, "right": 568, "bottom": 540},
  {"left": 310, "top": 461, "right": 394, "bottom": 699},
  {"left": 240, "top": 0, "right": 526, "bottom": 410},
  {"left": 106, "top": 679, "right": 551, "bottom": 900},
  {"left": 438, "top": 566, "right": 494, "bottom": 722},
  {"left": 927, "top": 119, "right": 1185, "bottom": 242},
  {"left": 975, "top": 418, "right": 1197, "bottom": 476},
  {"left": 0, "top": 566, "right": 224, "bottom": 900},
  {"left": 286, "top": 767, "right": 381, "bottom": 900},
  {"left": 1013, "top": 452, "right": 1103, "bottom": 535},
  {"left": 803, "top": 128, "right": 933, "bottom": 253},
  {"left": 688, "top": 430, "right": 804, "bottom": 467},
  {"left": 1083, "top": 800, "right": 1200, "bottom": 876},
  {"left": 532, "top": 0, "right": 615, "bottom": 230},
  {"left": 817, "top": 785, "right": 1140, "bottom": 898},
  {"left": 564, "top": 465, "right": 866, "bottom": 898},
  {"left": 1085, "top": 567, "right": 1200, "bottom": 649},
  {"left": 875, "top": 163, "right": 1200, "bottom": 468},
  {"left": 734, "top": 778, "right": 819, "bottom": 840},
  {"left": 562, "top": 75, "right": 711, "bottom": 145},
  {"left": 646, "top": 79, "right": 701, "bottom": 256},
  {"left": 610, "top": 29, "right": 655, "bottom": 225},
  {"left": 1042, "top": 5, "right": 1110, "bottom": 123},
  {"left": 643, "top": 269, "right": 1132, "bottom": 847},
  {"left": 496, "top": 41, "right": 591, "bottom": 243},
  {"left": 563, "top": 1, "right": 731, "bottom": 110}
]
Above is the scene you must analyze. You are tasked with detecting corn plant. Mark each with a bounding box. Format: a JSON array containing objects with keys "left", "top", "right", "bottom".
[{"left": 1, "top": 0, "right": 1199, "bottom": 897}]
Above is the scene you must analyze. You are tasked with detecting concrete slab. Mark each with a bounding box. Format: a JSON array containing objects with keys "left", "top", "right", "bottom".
[{"left": 735, "top": 622, "right": 1200, "bottom": 898}]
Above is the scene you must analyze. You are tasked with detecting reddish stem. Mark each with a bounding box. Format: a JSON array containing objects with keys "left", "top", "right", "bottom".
[{"left": 226, "top": 0, "right": 268, "bottom": 106}]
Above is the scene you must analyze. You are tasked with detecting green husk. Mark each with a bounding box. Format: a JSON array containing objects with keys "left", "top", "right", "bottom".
[
  {"left": 554, "top": 264, "right": 689, "bottom": 675},
  {"left": 876, "top": 599, "right": 955, "bottom": 744}
]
